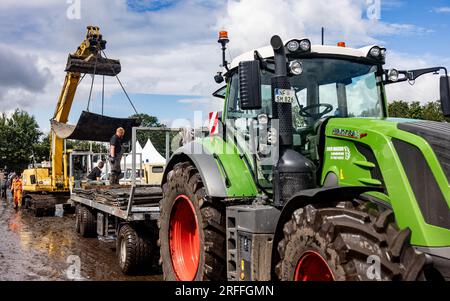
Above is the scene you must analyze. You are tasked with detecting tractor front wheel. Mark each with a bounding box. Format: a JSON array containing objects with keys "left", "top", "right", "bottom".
[
  {"left": 159, "top": 162, "right": 226, "bottom": 281},
  {"left": 276, "top": 202, "right": 427, "bottom": 281}
]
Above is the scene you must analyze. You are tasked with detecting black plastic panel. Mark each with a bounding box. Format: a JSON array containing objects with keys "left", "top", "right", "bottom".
[
  {"left": 393, "top": 138, "right": 450, "bottom": 229},
  {"left": 355, "top": 143, "right": 386, "bottom": 193},
  {"left": 238, "top": 61, "right": 262, "bottom": 110},
  {"left": 398, "top": 121, "right": 450, "bottom": 183}
]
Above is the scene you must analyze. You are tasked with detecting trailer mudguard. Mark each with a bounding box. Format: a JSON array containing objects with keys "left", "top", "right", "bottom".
[{"left": 270, "top": 185, "right": 383, "bottom": 276}]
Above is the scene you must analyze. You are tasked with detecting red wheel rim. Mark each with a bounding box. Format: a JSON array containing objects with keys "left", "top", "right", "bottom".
[
  {"left": 169, "top": 195, "right": 200, "bottom": 280},
  {"left": 294, "top": 251, "right": 335, "bottom": 281}
]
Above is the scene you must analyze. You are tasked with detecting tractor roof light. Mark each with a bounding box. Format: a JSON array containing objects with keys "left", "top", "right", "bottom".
[
  {"left": 369, "top": 46, "right": 381, "bottom": 57},
  {"left": 289, "top": 60, "right": 303, "bottom": 75},
  {"left": 299, "top": 39, "right": 311, "bottom": 51},
  {"left": 286, "top": 39, "right": 311, "bottom": 53},
  {"left": 287, "top": 40, "right": 300, "bottom": 52},
  {"left": 337, "top": 42, "right": 346, "bottom": 47},
  {"left": 368, "top": 46, "right": 386, "bottom": 62}
]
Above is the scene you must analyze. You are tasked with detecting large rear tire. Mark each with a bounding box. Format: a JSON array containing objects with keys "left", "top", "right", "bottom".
[
  {"left": 159, "top": 162, "right": 226, "bottom": 281},
  {"left": 276, "top": 202, "right": 427, "bottom": 281}
]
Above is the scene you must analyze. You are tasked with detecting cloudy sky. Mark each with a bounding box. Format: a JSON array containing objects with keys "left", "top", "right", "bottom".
[{"left": 0, "top": 0, "right": 449, "bottom": 131}]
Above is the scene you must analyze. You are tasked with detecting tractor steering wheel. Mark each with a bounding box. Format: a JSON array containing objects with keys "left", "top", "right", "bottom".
[{"left": 299, "top": 104, "right": 333, "bottom": 120}]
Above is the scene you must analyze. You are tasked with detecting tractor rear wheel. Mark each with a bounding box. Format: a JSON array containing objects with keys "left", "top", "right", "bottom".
[
  {"left": 159, "top": 162, "right": 226, "bottom": 281},
  {"left": 276, "top": 202, "right": 427, "bottom": 281}
]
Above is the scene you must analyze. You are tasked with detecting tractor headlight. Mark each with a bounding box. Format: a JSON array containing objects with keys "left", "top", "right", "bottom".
[
  {"left": 289, "top": 60, "right": 303, "bottom": 75},
  {"left": 286, "top": 39, "right": 311, "bottom": 53},
  {"left": 388, "top": 69, "right": 399, "bottom": 82}
]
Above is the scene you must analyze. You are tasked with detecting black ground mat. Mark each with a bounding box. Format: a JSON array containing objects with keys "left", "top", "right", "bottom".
[
  {"left": 51, "top": 111, "right": 140, "bottom": 142},
  {"left": 73, "top": 186, "right": 162, "bottom": 208}
]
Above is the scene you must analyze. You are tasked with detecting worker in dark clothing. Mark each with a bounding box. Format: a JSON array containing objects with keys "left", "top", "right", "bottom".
[
  {"left": 87, "top": 161, "right": 104, "bottom": 182},
  {"left": 0, "top": 173, "right": 7, "bottom": 200},
  {"left": 109, "top": 127, "right": 125, "bottom": 185}
]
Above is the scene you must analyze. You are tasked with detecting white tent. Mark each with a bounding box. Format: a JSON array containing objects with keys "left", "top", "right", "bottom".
[
  {"left": 121, "top": 141, "right": 144, "bottom": 169},
  {"left": 142, "top": 138, "right": 166, "bottom": 165}
]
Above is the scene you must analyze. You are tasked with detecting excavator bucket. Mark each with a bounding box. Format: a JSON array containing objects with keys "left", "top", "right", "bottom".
[
  {"left": 51, "top": 111, "right": 140, "bottom": 142},
  {"left": 65, "top": 54, "right": 121, "bottom": 76}
]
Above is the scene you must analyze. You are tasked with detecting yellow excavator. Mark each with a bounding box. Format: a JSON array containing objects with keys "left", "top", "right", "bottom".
[{"left": 22, "top": 26, "right": 124, "bottom": 216}]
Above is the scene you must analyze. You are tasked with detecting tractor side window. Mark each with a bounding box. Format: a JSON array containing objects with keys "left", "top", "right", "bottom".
[{"left": 226, "top": 73, "right": 272, "bottom": 119}]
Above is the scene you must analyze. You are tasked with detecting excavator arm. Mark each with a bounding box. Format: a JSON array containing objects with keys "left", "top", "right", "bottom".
[{"left": 50, "top": 26, "right": 122, "bottom": 189}]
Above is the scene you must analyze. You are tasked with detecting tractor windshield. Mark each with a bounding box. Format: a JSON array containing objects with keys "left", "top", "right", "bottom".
[
  {"left": 287, "top": 58, "right": 385, "bottom": 125},
  {"left": 227, "top": 58, "right": 385, "bottom": 129}
]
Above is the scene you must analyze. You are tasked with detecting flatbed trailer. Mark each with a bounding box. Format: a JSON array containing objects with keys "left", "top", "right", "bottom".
[
  {"left": 67, "top": 126, "right": 197, "bottom": 275},
  {"left": 69, "top": 185, "right": 162, "bottom": 274}
]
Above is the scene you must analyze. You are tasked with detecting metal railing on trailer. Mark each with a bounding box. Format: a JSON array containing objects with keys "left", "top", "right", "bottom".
[{"left": 68, "top": 126, "right": 191, "bottom": 221}]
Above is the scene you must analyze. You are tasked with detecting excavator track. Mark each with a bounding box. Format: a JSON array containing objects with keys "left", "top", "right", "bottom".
[{"left": 24, "top": 194, "right": 70, "bottom": 217}]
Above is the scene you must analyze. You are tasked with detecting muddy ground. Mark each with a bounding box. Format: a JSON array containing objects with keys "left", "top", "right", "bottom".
[{"left": 0, "top": 193, "right": 162, "bottom": 281}]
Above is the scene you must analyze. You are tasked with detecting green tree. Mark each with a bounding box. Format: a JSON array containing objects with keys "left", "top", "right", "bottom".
[
  {"left": 408, "top": 101, "right": 424, "bottom": 120},
  {"left": 388, "top": 100, "right": 450, "bottom": 122},
  {"left": 388, "top": 100, "right": 410, "bottom": 118},
  {"left": 0, "top": 109, "right": 42, "bottom": 172},
  {"left": 33, "top": 133, "right": 50, "bottom": 162},
  {"left": 130, "top": 113, "right": 168, "bottom": 156},
  {"left": 422, "top": 101, "right": 446, "bottom": 122}
]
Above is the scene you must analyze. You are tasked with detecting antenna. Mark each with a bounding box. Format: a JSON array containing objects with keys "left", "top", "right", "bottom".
[{"left": 321, "top": 27, "right": 325, "bottom": 45}]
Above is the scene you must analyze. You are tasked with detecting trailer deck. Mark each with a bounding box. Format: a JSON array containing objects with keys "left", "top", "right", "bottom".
[{"left": 70, "top": 186, "right": 162, "bottom": 221}]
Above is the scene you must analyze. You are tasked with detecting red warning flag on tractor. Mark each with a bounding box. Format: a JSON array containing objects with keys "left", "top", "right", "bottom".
[{"left": 209, "top": 111, "right": 219, "bottom": 135}]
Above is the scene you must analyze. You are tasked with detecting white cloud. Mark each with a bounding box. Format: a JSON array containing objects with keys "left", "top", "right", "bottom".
[
  {"left": 432, "top": 7, "right": 450, "bottom": 13},
  {"left": 384, "top": 51, "right": 450, "bottom": 104},
  {"left": 0, "top": 0, "right": 445, "bottom": 126}
]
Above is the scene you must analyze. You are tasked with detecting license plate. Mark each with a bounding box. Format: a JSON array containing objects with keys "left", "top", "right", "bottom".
[{"left": 274, "top": 89, "right": 295, "bottom": 103}]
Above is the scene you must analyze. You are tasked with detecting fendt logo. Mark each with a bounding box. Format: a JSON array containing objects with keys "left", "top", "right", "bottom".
[{"left": 332, "top": 128, "right": 368, "bottom": 139}]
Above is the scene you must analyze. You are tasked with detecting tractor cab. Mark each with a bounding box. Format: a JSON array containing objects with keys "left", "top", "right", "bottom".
[{"left": 220, "top": 38, "right": 390, "bottom": 191}]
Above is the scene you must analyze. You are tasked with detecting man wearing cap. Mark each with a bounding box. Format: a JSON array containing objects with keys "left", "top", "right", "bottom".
[{"left": 109, "top": 128, "right": 125, "bottom": 185}]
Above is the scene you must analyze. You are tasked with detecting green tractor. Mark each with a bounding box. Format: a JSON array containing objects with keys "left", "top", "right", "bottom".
[{"left": 158, "top": 32, "right": 450, "bottom": 281}]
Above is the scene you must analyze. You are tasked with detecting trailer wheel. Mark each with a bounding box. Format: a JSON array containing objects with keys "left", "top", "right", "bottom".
[
  {"left": 75, "top": 205, "right": 82, "bottom": 234},
  {"left": 159, "top": 161, "right": 226, "bottom": 281},
  {"left": 276, "top": 202, "right": 427, "bottom": 281},
  {"left": 79, "top": 206, "right": 97, "bottom": 238},
  {"left": 117, "top": 224, "right": 154, "bottom": 275}
]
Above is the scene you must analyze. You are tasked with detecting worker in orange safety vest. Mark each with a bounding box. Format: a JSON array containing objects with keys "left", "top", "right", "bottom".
[{"left": 12, "top": 174, "right": 23, "bottom": 209}]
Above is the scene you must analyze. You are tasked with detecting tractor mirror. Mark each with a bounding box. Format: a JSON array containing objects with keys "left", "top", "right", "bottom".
[
  {"left": 440, "top": 76, "right": 450, "bottom": 117},
  {"left": 239, "top": 61, "right": 262, "bottom": 110}
]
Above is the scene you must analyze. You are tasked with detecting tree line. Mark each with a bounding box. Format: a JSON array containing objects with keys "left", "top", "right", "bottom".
[
  {"left": 388, "top": 100, "right": 450, "bottom": 122},
  {"left": 0, "top": 110, "right": 166, "bottom": 173}
]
